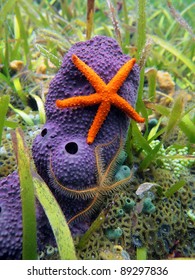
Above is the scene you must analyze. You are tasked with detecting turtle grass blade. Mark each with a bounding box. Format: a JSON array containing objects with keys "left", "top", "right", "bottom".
[
  {"left": 9, "top": 104, "right": 34, "bottom": 126},
  {"left": 145, "top": 101, "right": 195, "bottom": 143},
  {"left": 29, "top": 93, "right": 46, "bottom": 124},
  {"left": 131, "top": 121, "right": 152, "bottom": 154},
  {"left": 11, "top": 128, "right": 37, "bottom": 260},
  {"left": 136, "top": 247, "right": 147, "bottom": 260},
  {"left": 136, "top": 0, "right": 146, "bottom": 61},
  {"left": 164, "top": 180, "right": 186, "bottom": 198},
  {"left": 33, "top": 174, "right": 77, "bottom": 260},
  {"left": 4, "top": 120, "right": 18, "bottom": 129},
  {"left": 77, "top": 208, "right": 107, "bottom": 250},
  {"left": 139, "top": 140, "right": 162, "bottom": 171},
  {"left": 36, "top": 44, "right": 61, "bottom": 68},
  {"left": 163, "top": 94, "right": 184, "bottom": 140},
  {"left": 0, "top": 95, "right": 10, "bottom": 147},
  {"left": 0, "top": 0, "right": 18, "bottom": 26},
  {"left": 149, "top": 35, "right": 195, "bottom": 73},
  {"left": 179, "top": 114, "right": 195, "bottom": 143}
]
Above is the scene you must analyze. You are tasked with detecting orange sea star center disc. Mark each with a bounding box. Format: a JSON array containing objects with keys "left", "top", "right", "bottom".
[{"left": 56, "top": 54, "right": 145, "bottom": 144}]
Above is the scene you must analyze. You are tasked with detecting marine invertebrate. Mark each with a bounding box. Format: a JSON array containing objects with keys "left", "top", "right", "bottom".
[
  {"left": 115, "top": 165, "right": 131, "bottom": 181},
  {"left": 123, "top": 197, "right": 135, "bottom": 212},
  {"left": 105, "top": 227, "right": 123, "bottom": 240},
  {"left": 63, "top": 136, "right": 134, "bottom": 225},
  {"left": 32, "top": 35, "right": 141, "bottom": 233},
  {"left": 56, "top": 54, "right": 145, "bottom": 144},
  {"left": 76, "top": 156, "right": 195, "bottom": 260},
  {"left": 0, "top": 170, "right": 55, "bottom": 259},
  {"left": 0, "top": 172, "right": 22, "bottom": 259},
  {"left": 0, "top": 36, "right": 141, "bottom": 259},
  {"left": 116, "top": 208, "right": 125, "bottom": 217},
  {"left": 142, "top": 197, "right": 156, "bottom": 214},
  {"left": 0, "top": 28, "right": 193, "bottom": 261}
]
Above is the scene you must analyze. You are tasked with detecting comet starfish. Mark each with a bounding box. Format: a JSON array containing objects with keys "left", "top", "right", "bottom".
[{"left": 56, "top": 54, "right": 145, "bottom": 144}]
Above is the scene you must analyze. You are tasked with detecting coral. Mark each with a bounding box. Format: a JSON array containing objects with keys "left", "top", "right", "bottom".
[
  {"left": 0, "top": 140, "right": 16, "bottom": 178},
  {"left": 148, "top": 118, "right": 158, "bottom": 131},
  {"left": 76, "top": 165, "right": 195, "bottom": 260},
  {"left": 38, "top": 245, "right": 59, "bottom": 260},
  {"left": 116, "top": 208, "right": 125, "bottom": 217}
]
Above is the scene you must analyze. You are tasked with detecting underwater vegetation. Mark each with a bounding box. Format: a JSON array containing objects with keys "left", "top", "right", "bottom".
[{"left": 0, "top": 0, "right": 195, "bottom": 260}]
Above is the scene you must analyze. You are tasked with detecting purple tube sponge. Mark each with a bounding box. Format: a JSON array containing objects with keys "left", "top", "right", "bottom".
[
  {"left": 0, "top": 172, "right": 22, "bottom": 259},
  {"left": 0, "top": 36, "right": 140, "bottom": 259},
  {"left": 32, "top": 35, "right": 140, "bottom": 227},
  {"left": 0, "top": 171, "right": 57, "bottom": 259},
  {"left": 32, "top": 36, "right": 139, "bottom": 189}
]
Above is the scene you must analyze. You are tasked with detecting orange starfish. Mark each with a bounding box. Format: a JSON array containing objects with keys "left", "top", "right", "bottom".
[{"left": 56, "top": 54, "right": 145, "bottom": 144}]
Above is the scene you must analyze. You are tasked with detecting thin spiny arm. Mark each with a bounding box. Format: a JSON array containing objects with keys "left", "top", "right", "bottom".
[{"left": 67, "top": 195, "right": 99, "bottom": 224}]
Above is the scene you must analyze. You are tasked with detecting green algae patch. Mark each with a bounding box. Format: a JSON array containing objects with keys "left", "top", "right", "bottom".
[
  {"left": 33, "top": 174, "right": 77, "bottom": 260},
  {"left": 12, "top": 128, "right": 37, "bottom": 260}
]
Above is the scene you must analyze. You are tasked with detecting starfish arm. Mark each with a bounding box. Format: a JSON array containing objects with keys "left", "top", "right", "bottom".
[
  {"left": 72, "top": 54, "right": 106, "bottom": 93},
  {"left": 56, "top": 93, "right": 102, "bottom": 109},
  {"left": 108, "top": 58, "right": 136, "bottom": 92},
  {"left": 112, "top": 95, "right": 145, "bottom": 123},
  {"left": 87, "top": 102, "right": 111, "bottom": 144}
]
